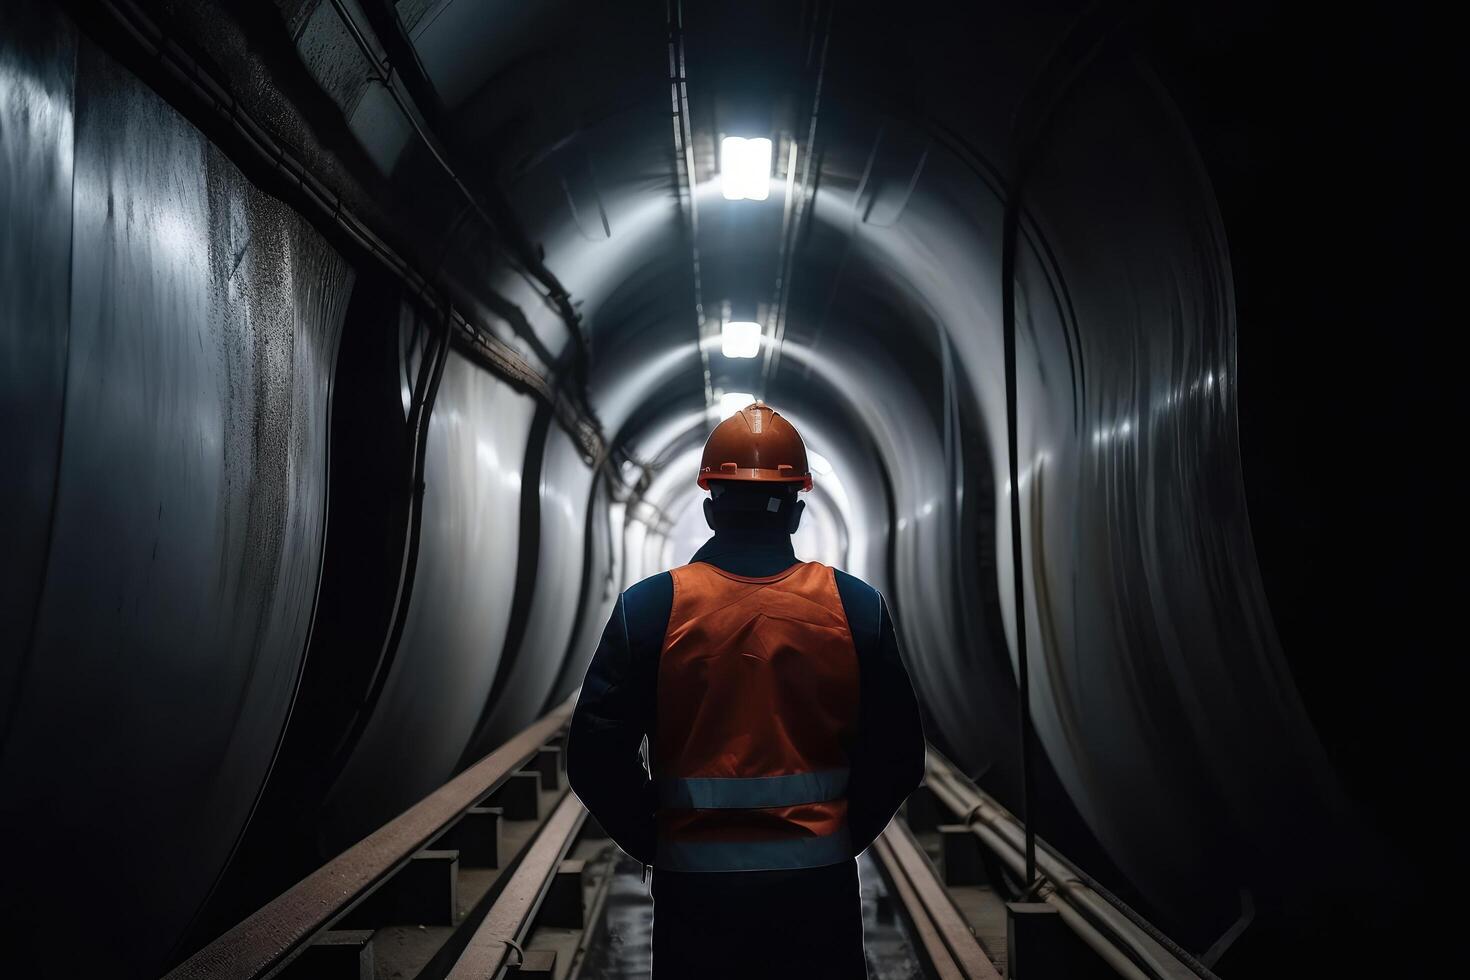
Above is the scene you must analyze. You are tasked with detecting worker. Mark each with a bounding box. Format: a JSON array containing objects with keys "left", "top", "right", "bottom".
[{"left": 568, "top": 402, "right": 925, "bottom": 978}]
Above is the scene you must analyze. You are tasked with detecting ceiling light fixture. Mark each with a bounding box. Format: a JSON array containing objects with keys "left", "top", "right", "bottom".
[
  {"left": 720, "top": 136, "right": 772, "bottom": 201},
  {"left": 720, "top": 320, "right": 761, "bottom": 358}
]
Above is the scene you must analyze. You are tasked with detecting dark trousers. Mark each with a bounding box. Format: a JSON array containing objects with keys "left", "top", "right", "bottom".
[{"left": 651, "top": 859, "right": 867, "bottom": 979}]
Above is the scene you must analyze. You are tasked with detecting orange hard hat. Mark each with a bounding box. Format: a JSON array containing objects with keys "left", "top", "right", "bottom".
[{"left": 698, "top": 402, "right": 813, "bottom": 491}]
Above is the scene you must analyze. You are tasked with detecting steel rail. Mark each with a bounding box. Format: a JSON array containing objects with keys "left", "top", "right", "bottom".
[
  {"left": 874, "top": 820, "right": 1004, "bottom": 980},
  {"left": 164, "top": 704, "right": 574, "bottom": 980},
  {"left": 446, "top": 792, "right": 588, "bottom": 980},
  {"left": 923, "top": 753, "right": 1213, "bottom": 980}
]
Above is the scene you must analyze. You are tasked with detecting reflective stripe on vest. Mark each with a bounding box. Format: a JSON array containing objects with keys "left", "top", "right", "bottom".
[
  {"left": 654, "top": 561, "right": 860, "bottom": 873},
  {"left": 657, "top": 826, "right": 854, "bottom": 873},
  {"left": 657, "top": 768, "right": 850, "bottom": 809}
]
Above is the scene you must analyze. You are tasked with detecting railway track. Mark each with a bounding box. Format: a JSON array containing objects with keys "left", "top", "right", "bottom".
[{"left": 168, "top": 708, "right": 1211, "bottom": 980}]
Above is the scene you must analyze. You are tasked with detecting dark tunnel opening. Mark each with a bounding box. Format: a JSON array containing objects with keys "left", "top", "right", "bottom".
[{"left": 0, "top": 0, "right": 1438, "bottom": 976}]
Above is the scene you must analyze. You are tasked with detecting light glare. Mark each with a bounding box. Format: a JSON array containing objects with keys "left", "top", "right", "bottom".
[
  {"left": 809, "top": 451, "right": 833, "bottom": 476},
  {"left": 718, "top": 392, "right": 755, "bottom": 418},
  {"left": 721, "top": 320, "right": 761, "bottom": 358},
  {"left": 720, "top": 136, "right": 772, "bottom": 201}
]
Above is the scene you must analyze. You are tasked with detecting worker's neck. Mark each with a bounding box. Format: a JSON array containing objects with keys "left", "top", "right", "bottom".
[
  {"left": 692, "top": 526, "right": 797, "bottom": 577},
  {"left": 707, "top": 525, "right": 793, "bottom": 549}
]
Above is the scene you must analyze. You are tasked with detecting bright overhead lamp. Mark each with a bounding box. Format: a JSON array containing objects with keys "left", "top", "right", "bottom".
[
  {"left": 718, "top": 392, "right": 755, "bottom": 419},
  {"left": 720, "top": 136, "right": 772, "bottom": 201},
  {"left": 721, "top": 320, "right": 761, "bottom": 358}
]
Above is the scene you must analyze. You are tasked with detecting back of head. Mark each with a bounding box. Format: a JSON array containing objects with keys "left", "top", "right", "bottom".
[
  {"left": 698, "top": 402, "right": 813, "bottom": 536},
  {"left": 704, "top": 480, "right": 804, "bottom": 534}
]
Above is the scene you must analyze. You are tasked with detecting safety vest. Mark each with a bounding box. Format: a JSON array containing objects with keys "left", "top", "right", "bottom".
[{"left": 654, "top": 560, "right": 860, "bottom": 872}]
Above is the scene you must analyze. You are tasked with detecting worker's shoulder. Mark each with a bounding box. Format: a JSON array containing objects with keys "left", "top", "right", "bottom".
[
  {"left": 622, "top": 570, "right": 673, "bottom": 606},
  {"left": 620, "top": 570, "right": 674, "bottom": 630},
  {"left": 827, "top": 566, "right": 882, "bottom": 603},
  {"left": 827, "top": 567, "right": 885, "bottom": 640}
]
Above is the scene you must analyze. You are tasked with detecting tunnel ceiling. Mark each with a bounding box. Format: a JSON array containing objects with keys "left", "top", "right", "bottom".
[{"left": 435, "top": 0, "right": 1066, "bottom": 455}]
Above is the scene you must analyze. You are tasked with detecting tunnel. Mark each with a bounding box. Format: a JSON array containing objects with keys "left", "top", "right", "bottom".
[{"left": 0, "top": 0, "right": 1435, "bottom": 977}]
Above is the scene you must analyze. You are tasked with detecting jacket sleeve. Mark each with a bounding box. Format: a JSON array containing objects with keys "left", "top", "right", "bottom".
[
  {"left": 567, "top": 595, "right": 657, "bottom": 866},
  {"left": 845, "top": 590, "right": 926, "bottom": 856}
]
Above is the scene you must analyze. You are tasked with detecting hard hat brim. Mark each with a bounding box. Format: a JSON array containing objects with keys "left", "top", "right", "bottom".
[{"left": 698, "top": 468, "right": 813, "bottom": 492}]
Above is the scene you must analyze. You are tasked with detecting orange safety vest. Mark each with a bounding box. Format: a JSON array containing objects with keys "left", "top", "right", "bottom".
[{"left": 654, "top": 560, "right": 860, "bottom": 872}]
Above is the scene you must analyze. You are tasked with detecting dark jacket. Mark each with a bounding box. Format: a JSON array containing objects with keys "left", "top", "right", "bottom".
[
  {"left": 567, "top": 531, "right": 923, "bottom": 940},
  {"left": 567, "top": 529, "right": 925, "bottom": 977},
  {"left": 567, "top": 528, "right": 923, "bottom": 863}
]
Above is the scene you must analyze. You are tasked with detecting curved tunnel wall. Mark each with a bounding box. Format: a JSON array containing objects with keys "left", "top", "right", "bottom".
[
  {"left": 1004, "top": 57, "right": 1348, "bottom": 920},
  {"left": 1, "top": 17, "right": 353, "bottom": 968},
  {"left": 0, "top": 2, "right": 1429, "bottom": 976},
  {"left": 0, "top": 9, "right": 615, "bottom": 968},
  {"left": 318, "top": 351, "right": 536, "bottom": 851},
  {"left": 472, "top": 419, "right": 595, "bottom": 748}
]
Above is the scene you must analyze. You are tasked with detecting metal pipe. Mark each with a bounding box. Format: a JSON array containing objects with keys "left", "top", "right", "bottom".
[
  {"left": 924, "top": 756, "right": 1215, "bottom": 980},
  {"left": 1050, "top": 895, "right": 1154, "bottom": 980}
]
